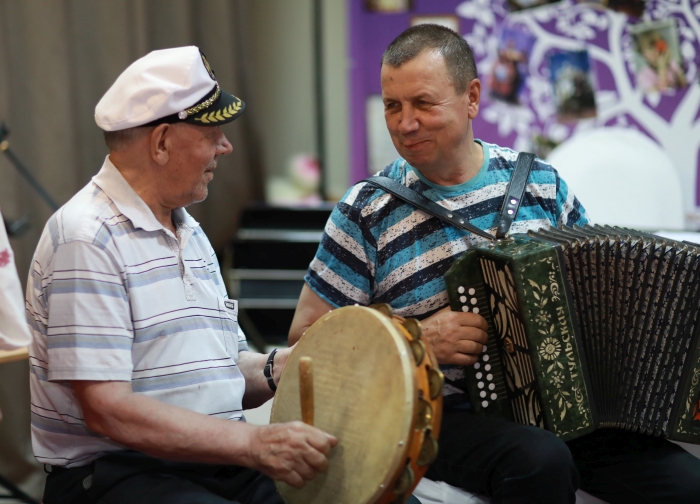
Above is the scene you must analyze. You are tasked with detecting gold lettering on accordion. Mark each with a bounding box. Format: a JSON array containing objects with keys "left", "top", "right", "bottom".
[
  {"left": 523, "top": 254, "right": 591, "bottom": 433},
  {"left": 553, "top": 308, "right": 579, "bottom": 379}
]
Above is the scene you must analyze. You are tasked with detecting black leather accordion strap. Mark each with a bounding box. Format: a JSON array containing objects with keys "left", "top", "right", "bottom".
[
  {"left": 363, "top": 176, "right": 496, "bottom": 241},
  {"left": 495, "top": 152, "right": 536, "bottom": 239},
  {"left": 363, "top": 152, "right": 536, "bottom": 241}
]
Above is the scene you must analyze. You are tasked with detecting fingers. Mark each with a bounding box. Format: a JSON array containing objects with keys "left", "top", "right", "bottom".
[
  {"left": 432, "top": 306, "right": 489, "bottom": 333},
  {"left": 301, "top": 443, "right": 330, "bottom": 473},
  {"left": 304, "top": 424, "right": 338, "bottom": 454},
  {"left": 284, "top": 474, "right": 306, "bottom": 489},
  {"left": 457, "top": 312, "right": 489, "bottom": 333},
  {"left": 252, "top": 422, "right": 336, "bottom": 488},
  {"left": 454, "top": 337, "right": 485, "bottom": 356},
  {"left": 325, "top": 432, "right": 339, "bottom": 446},
  {"left": 423, "top": 308, "right": 489, "bottom": 365}
]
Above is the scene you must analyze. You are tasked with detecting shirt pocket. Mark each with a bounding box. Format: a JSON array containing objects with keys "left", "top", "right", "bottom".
[{"left": 218, "top": 298, "right": 240, "bottom": 360}]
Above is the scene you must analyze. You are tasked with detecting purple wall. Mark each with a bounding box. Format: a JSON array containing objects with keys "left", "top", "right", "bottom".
[
  {"left": 349, "top": 0, "right": 700, "bottom": 224},
  {"left": 350, "top": 0, "right": 468, "bottom": 184}
]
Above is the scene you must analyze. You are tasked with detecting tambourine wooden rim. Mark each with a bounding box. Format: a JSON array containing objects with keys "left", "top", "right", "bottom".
[{"left": 270, "top": 305, "right": 443, "bottom": 504}]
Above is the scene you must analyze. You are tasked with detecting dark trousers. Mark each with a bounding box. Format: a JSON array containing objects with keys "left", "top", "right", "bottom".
[
  {"left": 44, "top": 451, "right": 422, "bottom": 504},
  {"left": 425, "top": 410, "right": 700, "bottom": 504},
  {"left": 43, "top": 451, "right": 282, "bottom": 504}
]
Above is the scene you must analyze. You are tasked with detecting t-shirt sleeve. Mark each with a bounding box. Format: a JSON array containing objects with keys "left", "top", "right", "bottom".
[
  {"left": 44, "top": 240, "right": 133, "bottom": 381},
  {"left": 305, "top": 196, "right": 374, "bottom": 308},
  {"left": 554, "top": 171, "right": 590, "bottom": 227}
]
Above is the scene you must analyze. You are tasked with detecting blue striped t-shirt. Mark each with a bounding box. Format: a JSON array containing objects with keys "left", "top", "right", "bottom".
[{"left": 305, "top": 141, "right": 588, "bottom": 409}]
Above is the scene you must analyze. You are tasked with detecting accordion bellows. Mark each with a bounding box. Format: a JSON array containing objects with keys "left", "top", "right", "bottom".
[{"left": 445, "top": 225, "right": 700, "bottom": 443}]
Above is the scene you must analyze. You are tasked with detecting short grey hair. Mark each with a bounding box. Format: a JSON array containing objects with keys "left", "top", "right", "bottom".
[
  {"left": 382, "top": 24, "right": 478, "bottom": 94},
  {"left": 103, "top": 126, "right": 154, "bottom": 151}
]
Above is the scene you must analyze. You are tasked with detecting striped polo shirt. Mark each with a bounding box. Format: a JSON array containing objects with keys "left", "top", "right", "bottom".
[
  {"left": 27, "top": 157, "right": 247, "bottom": 468},
  {"left": 306, "top": 141, "right": 588, "bottom": 409}
]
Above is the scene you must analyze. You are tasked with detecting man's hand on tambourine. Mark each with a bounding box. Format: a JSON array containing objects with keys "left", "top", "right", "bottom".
[
  {"left": 249, "top": 421, "right": 338, "bottom": 488},
  {"left": 421, "top": 306, "right": 488, "bottom": 365}
]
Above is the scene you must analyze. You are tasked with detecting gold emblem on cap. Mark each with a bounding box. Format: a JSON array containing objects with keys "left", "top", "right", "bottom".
[
  {"left": 195, "top": 98, "right": 242, "bottom": 124},
  {"left": 201, "top": 53, "right": 217, "bottom": 81}
]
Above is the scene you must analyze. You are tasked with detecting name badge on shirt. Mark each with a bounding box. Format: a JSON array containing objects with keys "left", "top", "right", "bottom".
[{"left": 224, "top": 299, "right": 238, "bottom": 314}]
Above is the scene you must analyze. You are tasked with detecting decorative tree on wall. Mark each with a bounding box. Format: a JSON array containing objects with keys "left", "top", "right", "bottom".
[{"left": 456, "top": 0, "right": 700, "bottom": 226}]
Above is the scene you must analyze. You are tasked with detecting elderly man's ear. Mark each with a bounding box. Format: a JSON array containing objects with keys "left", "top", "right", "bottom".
[{"left": 150, "top": 124, "right": 172, "bottom": 166}]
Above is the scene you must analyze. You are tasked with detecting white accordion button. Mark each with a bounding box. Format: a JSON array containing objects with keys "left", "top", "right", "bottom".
[
  {"left": 480, "top": 391, "right": 486, "bottom": 398},
  {"left": 483, "top": 354, "right": 489, "bottom": 361},
  {"left": 482, "top": 345, "right": 488, "bottom": 353},
  {"left": 487, "top": 374, "right": 493, "bottom": 381},
  {"left": 458, "top": 286, "right": 465, "bottom": 294},
  {"left": 477, "top": 382, "right": 484, "bottom": 389},
  {"left": 473, "top": 307, "right": 480, "bottom": 314},
  {"left": 488, "top": 383, "right": 495, "bottom": 390},
  {"left": 485, "top": 364, "right": 491, "bottom": 371},
  {"left": 462, "top": 306, "right": 470, "bottom": 312},
  {"left": 476, "top": 372, "right": 482, "bottom": 379},
  {"left": 474, "top": 363, "right": 480, "bottom": 369},
  {"left": 469, "top": 288, "right": 475, "bottom": 295},
  {"left": 491, "top": 393, "right": 498, "bottom": 400},
  {"left": 471, "top": 298, "right": 477, "bottom": 305},
  {"left": 482, "top": 400, "right": 489, "bottom": 408},
  {"left": 460, "top": 296, "right": 467, "bottom": 303}
]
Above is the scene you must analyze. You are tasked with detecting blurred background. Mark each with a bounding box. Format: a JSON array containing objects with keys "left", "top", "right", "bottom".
[{"left": 1, "top": 0, "right": 699, "bottom": 500}]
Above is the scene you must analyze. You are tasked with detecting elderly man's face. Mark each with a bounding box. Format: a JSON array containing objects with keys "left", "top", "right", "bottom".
[
  {"left": 381, "top": 50, "right": 475, "bottom": 173},
  {"left": 163, "top": 124, "right": 233, "bottom": 207}
]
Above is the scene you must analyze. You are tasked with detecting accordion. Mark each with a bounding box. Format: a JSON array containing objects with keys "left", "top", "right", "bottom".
[{"left": 444, "top": 225, "right": 700, "bottom": 443}]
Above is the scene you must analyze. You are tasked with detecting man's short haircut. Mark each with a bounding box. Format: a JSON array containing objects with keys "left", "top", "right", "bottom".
[
  {"left": 103, "top": 126, "right": 154, "bottom": 151},
  {"left": 382, "top": 24, "right": 478, "bottom": 94}
]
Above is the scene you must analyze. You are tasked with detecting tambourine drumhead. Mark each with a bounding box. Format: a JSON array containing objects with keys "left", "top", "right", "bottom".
[{"left": 270, "top": 306, "right": 418, "bottom": 504}]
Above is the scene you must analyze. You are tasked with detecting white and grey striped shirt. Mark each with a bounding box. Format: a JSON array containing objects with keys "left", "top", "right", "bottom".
[{"left": 27, "top": 157, "right": 247, "bottom": 468}]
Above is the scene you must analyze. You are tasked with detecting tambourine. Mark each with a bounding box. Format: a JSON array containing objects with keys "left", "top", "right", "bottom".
[{"left": 270, "top": 304, "right": 444, "bottom": 504}]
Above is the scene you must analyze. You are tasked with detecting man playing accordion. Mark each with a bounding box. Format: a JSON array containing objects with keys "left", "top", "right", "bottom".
[{"left": 290, "top": 24, "right": 700, "bottom": 504}]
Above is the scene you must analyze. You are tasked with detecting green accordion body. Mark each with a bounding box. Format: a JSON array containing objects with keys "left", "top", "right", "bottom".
[{"left": 445, "top": 227, "right": 700, "bottom": 444}]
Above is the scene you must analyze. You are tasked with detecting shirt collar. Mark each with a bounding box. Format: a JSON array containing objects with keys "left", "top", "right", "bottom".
[{"left": 92, "top": 156, "right": 200, "bottom": 232}]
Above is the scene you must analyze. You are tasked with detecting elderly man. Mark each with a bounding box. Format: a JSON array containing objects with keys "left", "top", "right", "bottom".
[
  {"left": 290, "top": 24, "right": 700, "bottom": 504},
  {"left": 26, "top": 46, "right": 336, "bottom": 504}
]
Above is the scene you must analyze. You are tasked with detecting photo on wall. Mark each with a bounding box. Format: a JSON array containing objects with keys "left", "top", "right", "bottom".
[
  {"left": 577, "top": 0, "right": 646, "bottom": 17},
  {"left": 410, "top": 15, "right": 459, "bottom": 33},
  {"left": 605, "top": 0, "right": 646, "bottom": 17},
  {"left": 548, "top": 49, "right": 597, "bottom": 121},
  {"left": 488, "top": 26, "right": 536, "bottom": 105},
  {"left": 629, "top": 19, "right": 687, "bottom": 94},
  {"left": 365, "top": 0, "right": 412, "bottom": 13},
  {"left": 507, "top": 0, "right": 561, "bottom": 11}
]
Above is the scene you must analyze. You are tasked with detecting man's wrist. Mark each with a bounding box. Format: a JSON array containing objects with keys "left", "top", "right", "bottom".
[
  {"left": 272, "top": 347, "right": 289, "bottom": 386},
  {"left": 263, "top": 349, "right": 277, "bottom": 392}
]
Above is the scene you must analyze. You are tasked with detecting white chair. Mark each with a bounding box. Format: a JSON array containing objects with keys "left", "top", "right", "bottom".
[
  {"left": 412, "top": 474, "right": 608, "bottom": 504},
  {"left": 545, "top": 127, "right": 685, "bottom": 231}
]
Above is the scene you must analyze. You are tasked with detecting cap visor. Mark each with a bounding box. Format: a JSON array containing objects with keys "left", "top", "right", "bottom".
[{"left": 188, "top": 89, "right": 245, "bottom": 126}]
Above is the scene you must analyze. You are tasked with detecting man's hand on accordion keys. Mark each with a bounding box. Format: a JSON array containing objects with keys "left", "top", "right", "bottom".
[{"left": 421, "top": 306, "right": 489, "bottom": 366}]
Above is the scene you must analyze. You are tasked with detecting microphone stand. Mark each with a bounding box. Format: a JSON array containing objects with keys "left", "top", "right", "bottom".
[{"left": 0, "top": 122, "right": 59, "bottom": 237}]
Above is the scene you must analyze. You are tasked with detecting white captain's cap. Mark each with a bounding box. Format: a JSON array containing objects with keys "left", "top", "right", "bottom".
[{"left": 95, "top": 46, "right": 245, "bottom": 131}]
